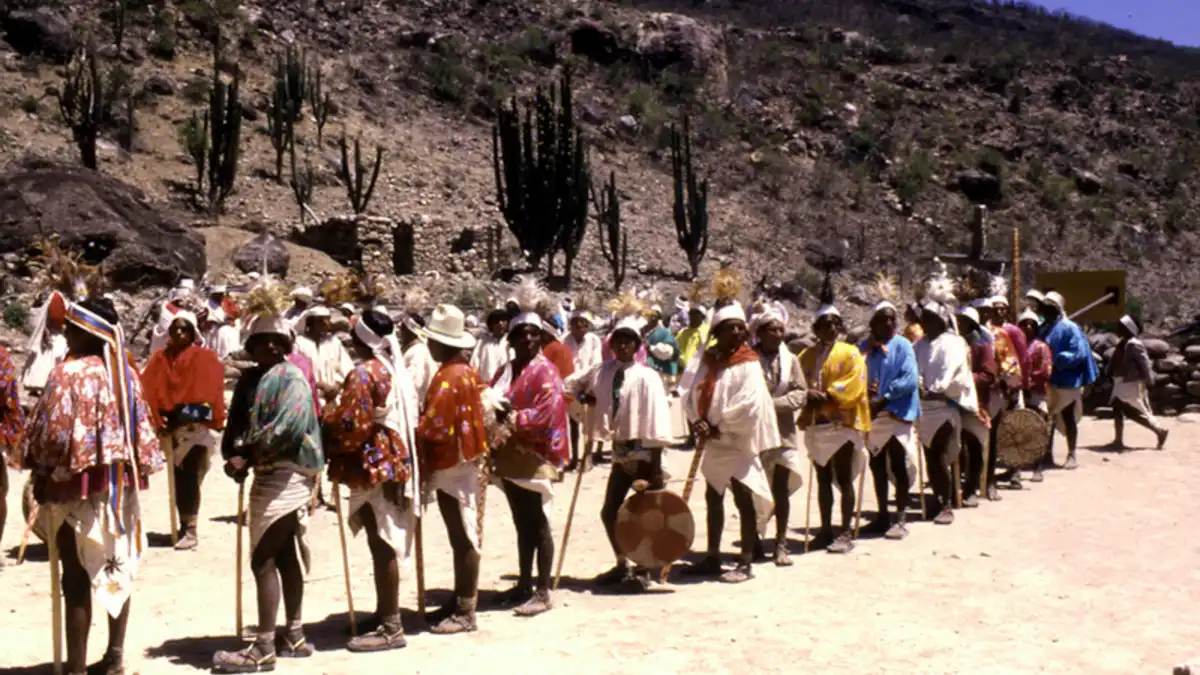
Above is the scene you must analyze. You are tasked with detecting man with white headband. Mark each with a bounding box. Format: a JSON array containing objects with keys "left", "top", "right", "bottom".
[
  {"left": 799, "top": 302, "right": 870, "bottom": 554},
  {"left": 749, "top": 306, "right": 807, "bottom": 565},
  {"left": 682, "top": 300, "right": 779, "bottom": 583},
  {"left": 285, "top": 286, "right": 314, "bottom": 327},
  {"left": 859, "top": 300, "right": 920, "bottom": 540},
  {"left": 141, "top": 309, "right": 226, "bottom": 550},
  {"left": 321, "top": 309, "right": 420, "bottom": 651},
  {"left": 418, "top": 304, "right": 488, "bottom": 634},
  {"left": 215, "top": 296, "right": 324, "bottom": 672},
  {"left": 293, "top": 305, "right": 354, "bottom": 406},
  {"left": 566, "top": 312, "right": 673, "bottom": 589},
  {"left": 487, "top": 308, "right": 570, "bottom": 616},
  {"left": 913, "top": 299, "right": 978, "bottom": 526},
  {"left": 1036, "top": 291, "right": 1098, "bottom": 474},
  {"left": 470, "top": 308, "right": 512, "bottom": 385},
  {"left": 564, "top": 307, "right": 603, "bottom": 472},
  {"left": 955, "top": 306, "right": 999, "bottom": 507},
  {"left": 20, "top": 296, "right": 164, "bottom": 675},
  {"left": 1107, "top": 314, "right": 1168, "bottom": 450}
]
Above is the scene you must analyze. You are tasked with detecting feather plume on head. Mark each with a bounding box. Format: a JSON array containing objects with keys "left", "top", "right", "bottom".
[
  {"left": 26, "top": 235, "right": 105, "bottom": 302},
  {"left": 401, "top": 285, "right": 432, "bottom": 316},
  {"left": 710, "top": 267, "right": 743, "bottom": 309},
  {"left": 320, "top": 271, "right": 368, "bottom": 307},
  {"left": 915, "top": 257, "right": 959, "bottom": 330}
]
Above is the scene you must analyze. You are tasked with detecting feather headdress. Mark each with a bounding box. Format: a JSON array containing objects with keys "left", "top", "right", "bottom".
[
  {"left": 240, "top": 279, "right": 290, "bottom": 319},
  {"left": 401, "top": 285, "right": 433, "bottom": 315},
  {"left": 710, "top": 267, "right": 743, "bottom": 308},
  {"left": 916, "top": 257, "right": 957, "bottom": 306},
  {"left": 26, "top": 235, "right": 105, "bottom": 302},
  {"left": 320, "top": 271, "right": 368, "bottom": 307},
  {"left": 607, "top": 290, "right": 646, "bottom": 320},
  {"left": 874, "top": 272, "right": 900, "bottom": 305}
]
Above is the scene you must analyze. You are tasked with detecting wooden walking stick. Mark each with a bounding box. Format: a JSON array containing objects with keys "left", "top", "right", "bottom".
[
  {"left": 553, "top": 408, "right": 594, "bottom": 591},
  {"left": 660, "top": 436, "right": 707, "bottom": 580},
  {"left": 332, "top": 483, "right": 357, "bottom": 636},
  {"left": 47, "top": 505, "right": 63, "bottom": 675},
  {"left": 166, "top": 439, "right": 178, "bottom": 546},
  {"left": 852, "top": 450, "right": 868, "bottom": 538},
  {"left": 413, "top": 508, "right": 427, "bottom": 622},
  {"left": 917, "top": 427, "right": 927, "bottom": 521},
  {"left": 803, "top": 460, "right": 815, "bottom": 553},
  {"left": 235, "top": 480, "right": 246, "bottom": 639},
  {"left": 16, "top": 502, "right": 39, "bottom": 565},
  {"left": 953, "top": 450, "right": 963, "bottom": 508}
]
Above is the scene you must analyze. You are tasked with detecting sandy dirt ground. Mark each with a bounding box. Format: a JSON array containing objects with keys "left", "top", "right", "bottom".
[{"left": 2, "top": 416, "right": 1198, "bottom": 675}]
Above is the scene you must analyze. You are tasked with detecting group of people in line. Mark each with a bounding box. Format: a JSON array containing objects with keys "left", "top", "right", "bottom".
[{"left": 0, "top": 261, "right": 1172, "bottom": 675}]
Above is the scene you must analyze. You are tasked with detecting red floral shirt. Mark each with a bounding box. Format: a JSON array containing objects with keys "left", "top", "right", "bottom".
[
  {"left": 322, "top": 359, "right": 410, "bottom": 490},
  {"left": 0, "top": 345, "right": 25, "bottom": 462}
]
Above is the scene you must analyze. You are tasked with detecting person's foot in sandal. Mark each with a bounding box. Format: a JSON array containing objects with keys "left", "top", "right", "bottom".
[
  {"left": 275, "top": 630, "right": 313, "bottom": 659},
  {"left": 88, "top": 647, "right": 125, "bottom": 675},
  {"left": 213, "top": 638, "right": 277, "bottom": 673},
  {"left": 963, "top": 493, "right": 980, "bottom": 508},
  {"left": 827, "top": 531, "right": 855, "bottom": 554},
  {"left": 720, "top": 562, "right": 754, "bottom": 583},
  {"left": 493, "top": 584, "right": 534, "bottom": 608},
  {"left": 343, "top": 614, "right": 381, "bottom": 637},
  {"left": 933, "top": 506, "right": 955, "bottom": 525},
  {"left": 986, "top": 484, "right": 1002, "bottom": 502},
  {"left": 594, "top": 563, "right": 633, "bottom": 586},
  {"left": 347, "top": 617, "right": 407, "bottom": 652},
  {"left": 884, "top": 521, "right": 908, "bottom": 540},
  {"left": 513, "top": 589, "right": 553, "bottom": 617},
  {"left": 808, "top": 528, "right": 835, "bottom": 550},
  {"left": 1063, "top": 454, "right": 1078, "bottom": 470},
  {"left": 682, "top": 555, "right": 724, "bottom": 576},
  {"left": 1156, "top": 429, "right": 1169, "bottom": 450},
  {"left": 773, "top": 542, "right": 793, "bottom": 567},
  {"left": 1030, "top": 466, "right": 1045, "bottom": 483}
]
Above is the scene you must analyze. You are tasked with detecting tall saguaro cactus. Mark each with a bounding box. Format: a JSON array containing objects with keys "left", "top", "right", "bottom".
[
  {"left": 276, "top": 45, "right": 307, "bottom": 120},
  {"left": 59, "top": 50, "right": 105, "bottom": 170},
  {"left": 591, "top": 170, "right": 628, "bottom": 291},
  {"left": 670, "top": 115, "right": 708, "bottom": 280},
  {"left": 492, "top": 69, "right": 590, "bottom": 280},
  {"left": 266, "top": 77, "right": 294, "bottom": 182},
  {"left": 204, "top": 57, "right": 242, "bottom": 215},
  {"left": 338, "top": 134, "right": 383, "bottom": 215}
]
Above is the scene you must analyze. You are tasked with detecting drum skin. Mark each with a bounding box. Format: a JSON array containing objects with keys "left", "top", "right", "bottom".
[{"left": 615, "top": 489, "right": 695, "bottom": 568}]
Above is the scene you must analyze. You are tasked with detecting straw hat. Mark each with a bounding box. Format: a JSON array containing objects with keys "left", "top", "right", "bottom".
[{"left": 420, "top": 304, "right": 477, "bottom": 350}]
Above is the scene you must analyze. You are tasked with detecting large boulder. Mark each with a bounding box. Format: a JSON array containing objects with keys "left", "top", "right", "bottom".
[
  {"left": 2, "top": 8, "right": 77, "bottom": 63},
  {"left": 1143, "top": 338, "right": 1171, "bottom": 359},
  {"left": 233, "top": 233, "right": 289, "bottom": 276},
  {"left": 634, "top": 13, "right": 727, "bottom": 90},
  {"left": 0, "top": 157, "right": 204, "bottom": 290}
]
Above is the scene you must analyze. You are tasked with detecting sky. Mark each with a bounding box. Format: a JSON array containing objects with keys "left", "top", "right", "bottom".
[{"left": 1029, "top": 0, "right": 1200, "bottom": 47}]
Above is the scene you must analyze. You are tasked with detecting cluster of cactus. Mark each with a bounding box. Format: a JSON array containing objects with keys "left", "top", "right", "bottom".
[
  {"left": 179, "top": 32, "right": 242, "bottom": 215},
  {"left": 591, "top": 170, "right": 628, "bottom": 291},
  {"left": 58, "top": 50, "right": 105, "bottom": 170},
  {"left": 670, "top": 114, "right": 708, "bottom": 280},
  {"left": 338, "top": 134, "right": 383, "bottom": 215},
  {"left": 492, "top": 69, "right": 590, "bottom": 282},
  {"left": 289, "top": 141, "right": 315, "bottom": 224}
]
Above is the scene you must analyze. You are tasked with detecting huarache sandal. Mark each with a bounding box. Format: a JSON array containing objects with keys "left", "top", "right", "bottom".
[
  {"left": 933, "top": 507, "right": 955, "bottom": 525},
  {"left": 346, "top": 623, "right": 407, "bottom": 652},
  {"left": 514, "top": 589, "right": 553, "bottom": 617},
  {"left": 212, "top": 644, "right": 277, "bottom": 673},
  {"left": 719, "top": 563, "right": 754, "bottom": 583},
  {"left": 275, "top": 633, "right": 313, "bottom": 658},
  {"left": 773, "top": 543, "right": 793, "bottom": 567},
  {"left": 493, "top": 584, "right": 534, "bottom": 607},
  {"left": 594, "top": 563, "right": 633, "bottom": 586},
  {"left": 827, "top": 533, "right": 855, "bottom": 554}
]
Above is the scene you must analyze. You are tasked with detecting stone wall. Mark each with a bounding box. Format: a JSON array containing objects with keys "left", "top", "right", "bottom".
[{"left": 1088, "top": 331, "right": 1200, "bottom": 416}]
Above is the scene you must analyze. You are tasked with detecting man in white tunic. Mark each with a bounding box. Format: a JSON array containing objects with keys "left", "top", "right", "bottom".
[
  {"left": 469, "top": 308, "right": 512, "bottom": 385},
  {"left": 913, "top": 300, "right": 979, "bottom": 526},
  {"left": 682, "top": 301, "right": 779, "bottom": 584},
  {"left": 400, "top": 312, "right": 439, "bottom": 405},
  {"left": 749, "top": 307, "right": 807, "bottom": 566},
  {"left": 292, "top": 306, "right": 355, "bottom": 406},
  {"left": 565, "top": 316, "right": 674, "bottom": 590},
  {"left": 564, "top": 307, "right": 604, "bottom": 471}
]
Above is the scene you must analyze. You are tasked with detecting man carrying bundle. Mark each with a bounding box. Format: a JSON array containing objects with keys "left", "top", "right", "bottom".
[
  {"left": 419, "top": 304, "right": 489, "bottom": 634},
  {"left": 214, "top": 294, "right": 324, "bottom": 673},
  {"left": 565, "top": 304, "right": 674, "bottom": 589},
  {"left": 322, "top": 309, "right": 420, "bottom": 652},
  {"left": 141, "top": 309, "right": 226, "bottom": 551},
  {"left": 20, "top": 295, "right": 163, "bottom": 675},
  {"left": 748, "top": 306, "right": 807, "bottom": 565},
  {"left": 682, "top": 296, "right": 779, "bottom": 583},
  {"left": 1106, "top": 314, "right": 1168, "bottom": 450}
]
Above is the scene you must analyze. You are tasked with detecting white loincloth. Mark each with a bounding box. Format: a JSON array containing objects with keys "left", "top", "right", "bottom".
[
  {"left": 1110, "top": 378, "right": 1156, "bottom": 424},
  {"left": 494, "top": 475, "right": 555, "bottom": 523},
  {"left": 249, "top": 467, "right": 315, "bottom": 573},
  {"left": 804, "top": 423, "right": 867, "bottom": 482},
  {"left": 428, "top": 461, "right": 482, "bottom": 551},
  {"left": 759, "top": 445, "right": 805, "bottom": 496},
  {"left": 166, "top": 423, "right": 219, "bottom": 468},
  {"left": 667, "top": 397, "right": 690, "bottom": 442},
  {"left": 46, "top": 489, "right": 145, "bottom": 619},
  {"left": 866, "top": 415, "right": 919, "bottom": 482},
  {"left": 918, "top": 400, "right": 962, "bottom": 460},
  {"left": 1025, "top": 391, "right": 1048, "bottom": 413},
  {"left": 963, "top": 397, "right": 1003, "bottom": 446},
  {"left": 1048, "top": 386, "right": 1083, "bottom": 431},
  {"left": 701, "top": 441, "right": 773, "bottom": 530},
  {"left": 348, "top": 482, "right": 415, "bottom": 566}
]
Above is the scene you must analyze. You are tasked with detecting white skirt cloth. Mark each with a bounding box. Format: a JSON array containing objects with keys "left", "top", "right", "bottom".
[
  {"left": 701, "top": 440, "right": 774, "bottom": 530},
  {"left": 348, "top": 482, "right": 415, "bottom": 566},
  {"left": 249, "top": 466, "right": 315, "bottom": 573},
  {"left": 1048, "top": 386, "right": 1084, "bottom": 431},
  {"left": 866, "top": 415, "right": 919, "bottom": 482},
  {"left": 804, "top": 423, "right": 867, "bottom": 482},
  {"left": 428, "top": 461, "right": 483, "bottom": 551},
  {"left": 46, "top": 489, "right": 145, "bottom": 619},
  {"left": 918, "top": 400, "right": 962, "bottom": 461}
]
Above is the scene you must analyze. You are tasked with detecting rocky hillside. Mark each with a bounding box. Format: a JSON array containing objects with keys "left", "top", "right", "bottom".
[{"left": 0, "top": 0, "right": 1197, "bottom": 329}]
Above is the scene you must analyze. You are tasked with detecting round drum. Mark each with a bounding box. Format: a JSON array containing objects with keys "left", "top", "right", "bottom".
[
  {"left": 995, "top": 408, "right": 1052, "bottom": 469},
  {"left": 614, "top": 489, "right": 695, "bottom": 569},
  {"left": 22, "top": 475, "right": 47, "bottom": 544}
]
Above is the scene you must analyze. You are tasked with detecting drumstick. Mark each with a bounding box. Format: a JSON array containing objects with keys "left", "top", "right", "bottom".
[
  {"left": 852, "top": 450, "right": 867, "bottom": 538},
  {"left": 48, "top": 506, "right": 62, "bottom": 675},
  {"left": 332, "top": 483, "right": 357, "bottom": 636},
  {"left": 803, "top": 460, "right": 814, "bottom": 553},
  {"left": 235, "top": 480, "right": 246, "bottom": 639},
  {"left": 17, "top": 502, "right": 39, "bottom": 565},
  {"left": 661, "top": 436, "right": 706, "bottom": 580},
  {"left": 553, "top": 411, "right": 595, "bottom": 591},
  {"left": 166, "top": 439, "right": 178, "bottom": 546}
]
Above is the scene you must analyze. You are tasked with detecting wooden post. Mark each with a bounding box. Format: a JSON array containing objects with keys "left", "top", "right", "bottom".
[{"left": 1011, "top": 227, "right": 1021, "bottom": 322}]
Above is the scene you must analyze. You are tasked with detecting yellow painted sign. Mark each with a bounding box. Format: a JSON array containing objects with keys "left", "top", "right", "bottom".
[{"left": 1034, "top": 270, "right": 1126, "bottom": 322}]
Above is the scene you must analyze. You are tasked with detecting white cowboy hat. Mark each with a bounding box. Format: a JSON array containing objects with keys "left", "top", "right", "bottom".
[{"left": 421, "top": 304, "right": 477, "bottom": 350}]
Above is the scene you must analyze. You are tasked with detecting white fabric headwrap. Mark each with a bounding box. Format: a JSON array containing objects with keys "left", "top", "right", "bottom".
[
  {"left": 871, "top": 300, "right": 896, "bottom": 316},
  {"left": 749, "top": 308, "right": 785, "bottom": 336},
  {"left": 511, "top": 311, "right": 543, "bottom": 332},
  {"left": 354, "top": 319, "right": 385, "bottom": 349},
  {"left": 1119, "top": 315, "right": 1139, "bottom": 337},
  {"left": 1018, "top": 309, "right": 1040, "bottom": 325},
  {"left": 813, "top": 304, "right": 840, "bottom": 323},
  {"left": 969, "top": 297, "right": 991, "bottom": 309},
  {"left": 291, "top": 286, "right": 314, "bottom": 301},
  {"left": 711, "top": 302, "right": 747, "bottom": 329}
]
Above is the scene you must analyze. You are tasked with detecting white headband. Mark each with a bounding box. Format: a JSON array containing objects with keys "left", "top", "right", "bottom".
[
  {"left": 1119, "top": 315, "right": 1139, "bottom": 337},
  {"left": 354, "top": 319, "right": 385, "bottom": 350},
  {"left": 511, "top": 311, "right": 543, "bottom": 332}
]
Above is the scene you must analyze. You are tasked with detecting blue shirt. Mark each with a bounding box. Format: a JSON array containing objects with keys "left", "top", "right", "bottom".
[
  {"left": 858, "top": 334, "right": 921, "bottom": 422},
  {"left": 1042, "top": 317, "right": 1099, "bottom": 389}
]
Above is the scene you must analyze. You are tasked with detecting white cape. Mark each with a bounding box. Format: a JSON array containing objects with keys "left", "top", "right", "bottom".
[{"left": 564, "top": 360, "right": 674, "bottom": 446}]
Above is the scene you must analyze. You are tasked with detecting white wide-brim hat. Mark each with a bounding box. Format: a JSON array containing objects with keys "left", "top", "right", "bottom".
[
  {"left": 245, "top": 315, "right": 291, "bottom": 346},
  {"left": 420, "top": 303, "right": 477, "bottom": 350},
  {"left": 1043, "top": 291, "right": 1066, "bottom": 311}
]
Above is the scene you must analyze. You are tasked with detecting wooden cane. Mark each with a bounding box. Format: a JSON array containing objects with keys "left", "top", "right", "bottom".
[
  {"left": 852, "top": 450, "right": 867, "bottom": 538},
  {"left": 16, "top": 501, "right": 39, "bottom": 565},
  {"left": 803, "top": 460, "right": 815, "bottom": 553},
  {"left": 953, "top": 451, "right": 963, "bottom": 508},
  {"left": 332, "top": 483, "right": 357, "bottom": 636},
  {"left": 414, "top": 507, "right": 427, "bottom": 622},
  {"left": 166, "top": 439, "right": 178, "bottom": 546},
  {"left": 917, "top": 418, "right": 927, "bottom": 520},
  {"left": 235, "top": 480, "right": 246, "bottom": 639},
  {"left": 661, "top": 437, "right": 707, "bottom": 580},
  {"left": 979, "top": 430, "right": 991, "bottom": 502},
  {"left": 553, "top": 416, "right": 595, "bottom": 591},
  {"left": 48, "top": 505, "right": 63, "bottom": 675}
]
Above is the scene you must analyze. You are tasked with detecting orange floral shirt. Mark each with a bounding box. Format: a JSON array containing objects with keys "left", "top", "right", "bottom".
[{"left": 418, "top": 358, "right": 487, "bottom": 474}]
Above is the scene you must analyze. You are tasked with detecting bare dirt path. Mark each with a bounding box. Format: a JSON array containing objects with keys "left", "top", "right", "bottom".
[{"left": 3, "top": 416, "right": 1198, "bottom": 675}]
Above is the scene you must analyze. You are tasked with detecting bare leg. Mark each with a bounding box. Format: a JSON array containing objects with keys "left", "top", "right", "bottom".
[
  {"left": 0, "top": 467, "right": 7, "bottom": 562},
  {"left": 868, "top": 448, "right": 891, "bottom": 532},
  {"left": 926, "top": 424, "right": 956, "bottom": 523},
  {"left": 815, "top": 462, "right": 835, "bottom": 542},
  {"left": 832, "top": 444, "right": 857, "bottom": 531},
  {"left": 502, "top": 480, "right": 535, "bottom": 596},
  {"left": 1112, "top": 406, "right": 1126, "bottom": 447},
  {"left": 599, "top": 463, "right": 636, "bottom": 561},
  {"left": 358, "top": 505, "right": 399, "bottom": 619},
  {"left": 884, "top": 438, "right": 911, "bottom": 538},
  {"left": 428, "top": 489, "right": 480, "bottom": 634},
  {"left": 704, "top": 483, "right": 724, "bottom": 557},
  {"left": 57, "top": 525, "right": 92, "bottom": 674},
  {"left": 1062, "top": 401, "right": 1079, "bottom": 469},
  {"left": 770, "top": 465, "right": 792, "bottom": 544},
  {"left": 724, "top": 479, "right": 758, "bottom": 580}
]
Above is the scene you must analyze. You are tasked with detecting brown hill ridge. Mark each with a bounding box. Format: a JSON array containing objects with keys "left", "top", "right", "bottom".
[{"left": 0, "top": 0, "right": 1196, "bottom": 328}]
